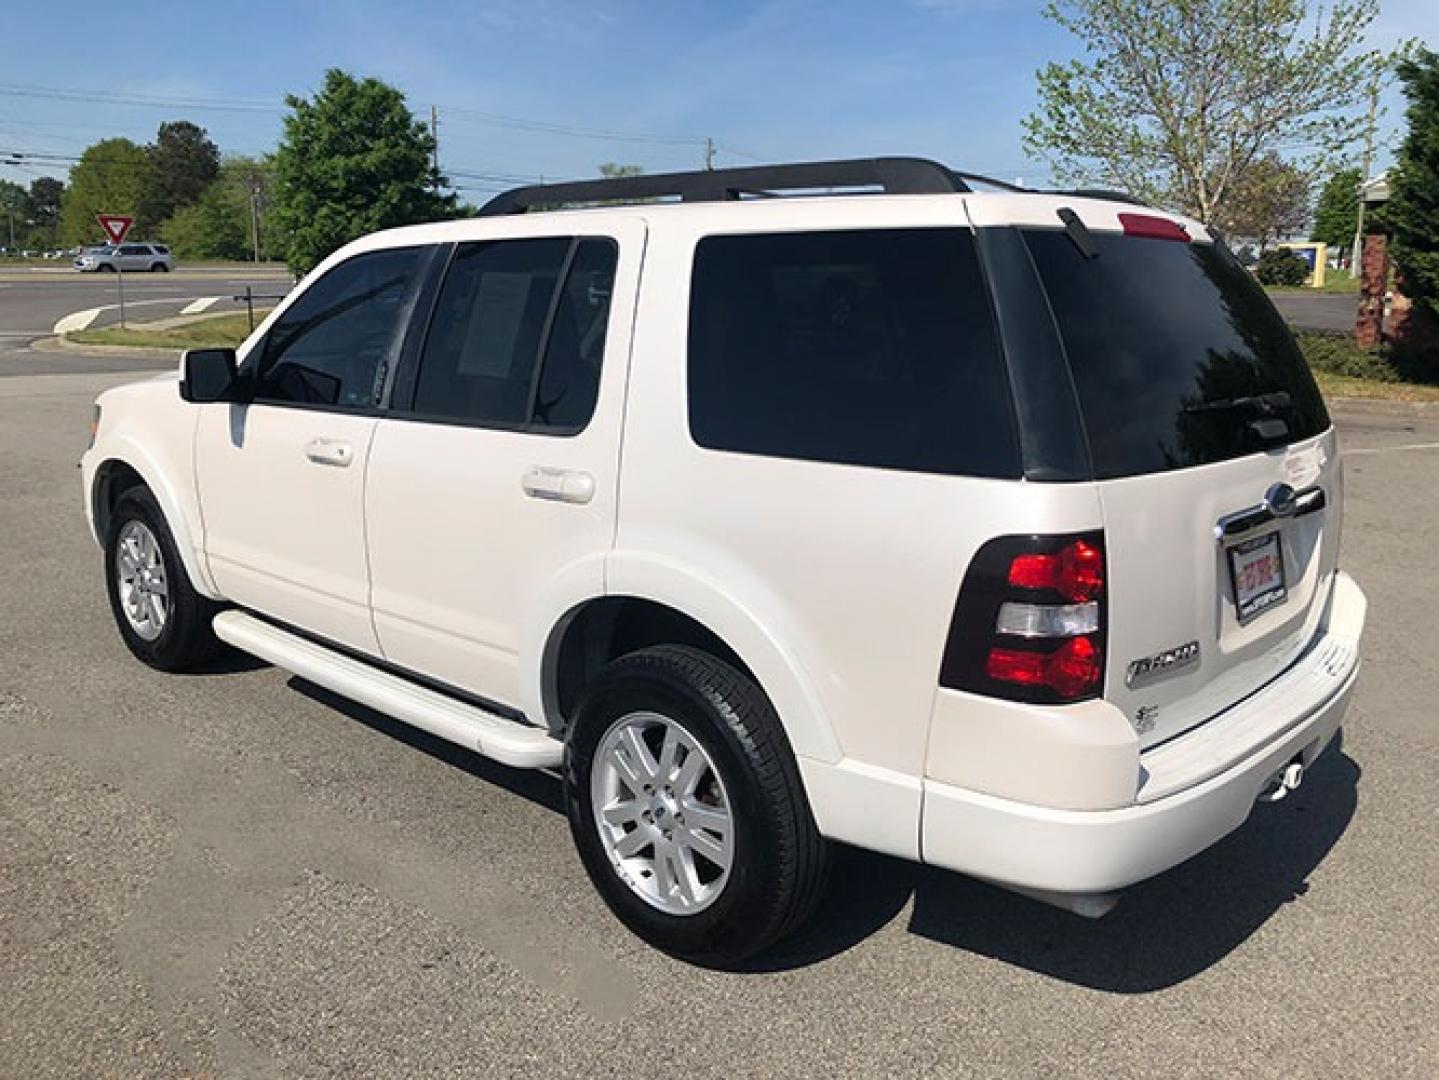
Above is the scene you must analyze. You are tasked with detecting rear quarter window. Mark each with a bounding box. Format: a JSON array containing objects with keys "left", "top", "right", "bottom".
[
  {"left": 687, "top": 228, "right": 1020, "bottom": 479},
  {"left": 1022, "top": 229, "right": 1329, "bottom": 479}
]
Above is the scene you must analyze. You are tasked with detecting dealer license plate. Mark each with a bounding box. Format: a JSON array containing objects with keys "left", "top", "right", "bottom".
[{"left": 1229, "top": 531, "right": 1286, "bottom": 624}]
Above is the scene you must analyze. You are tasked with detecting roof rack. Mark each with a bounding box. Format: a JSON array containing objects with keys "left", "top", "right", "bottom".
[
  {"left": 478, "top": 156, "right": 970, "bottom": 216},
  {"left": 1052, "top": 187, "right": 1150, "bottom": 207}
]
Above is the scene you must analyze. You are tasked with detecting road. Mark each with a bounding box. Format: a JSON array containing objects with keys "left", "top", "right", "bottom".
[
  {"left": 0, "top": 358, "right": 1435, "bottom": 1077},
  {"left": 0, "top": 265, "right": 292, "bottom": 376},
  {"left": 1269, "top": 290, "right": 1358, "bottom": 333}
]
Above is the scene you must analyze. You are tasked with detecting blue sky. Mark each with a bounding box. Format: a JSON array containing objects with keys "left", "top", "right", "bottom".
[{"left": 2, "top": 0, "right": 1435, "bottom": 201}]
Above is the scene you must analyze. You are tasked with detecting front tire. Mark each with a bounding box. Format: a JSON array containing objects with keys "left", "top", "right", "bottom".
[
  {"left": 104, "top": 487, "right": 223, "bottom": 671},
  {"left": 565, "top": 646, "right": 830, "bottom": 966}
]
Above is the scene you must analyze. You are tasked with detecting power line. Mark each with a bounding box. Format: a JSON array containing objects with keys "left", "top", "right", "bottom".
[{"left": 0, "top": 82, "right": 280, "bottom": 113}]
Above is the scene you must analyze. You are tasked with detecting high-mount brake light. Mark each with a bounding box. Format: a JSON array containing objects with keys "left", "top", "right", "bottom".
[
  {"left": 1118, "top": 212, "right": 1190, "bottom": 242},
  {"left": 939, "top": 532, "right": 1108, "bottom": 705}
]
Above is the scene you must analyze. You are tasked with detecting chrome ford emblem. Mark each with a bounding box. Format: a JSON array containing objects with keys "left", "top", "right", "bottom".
[
  {"left": 1126, "top": 640, "right": 1200, "bottom": 688},
  {"left": 1264, "top": 482, "right": 1298, "bottom": 518}
]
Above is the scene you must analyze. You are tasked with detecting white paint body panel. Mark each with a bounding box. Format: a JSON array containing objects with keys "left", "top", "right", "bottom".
[
  {"left": 364, "top": 219, "right": 645, "bottom": 708},
  {"left": 195, "top": 404, "right": 382, "bottom": 654}
]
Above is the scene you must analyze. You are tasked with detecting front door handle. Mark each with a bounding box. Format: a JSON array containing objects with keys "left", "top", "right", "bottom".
[
  {"left": 304, "top": 437, "right": 354, "bottom": 468},
  {"left": 522, "top": 467, "right": 595, "bottom": 504}
]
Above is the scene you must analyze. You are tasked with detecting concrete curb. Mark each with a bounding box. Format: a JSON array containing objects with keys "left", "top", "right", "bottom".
[
  {"left": 32, "top": 335, "right": 182, "bottom": 363},
  {"left": 33, "top": 308, "right": 273, "bottom": 363}
]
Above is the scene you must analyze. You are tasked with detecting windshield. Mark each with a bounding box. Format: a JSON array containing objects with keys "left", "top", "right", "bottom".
[{"left": 1022, "top": 229, "right": 1329, "bottom": 480}]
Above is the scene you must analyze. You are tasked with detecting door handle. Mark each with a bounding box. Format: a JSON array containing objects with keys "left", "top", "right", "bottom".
[
  {"left": 522, "top": 467, "right": 595, "bottom": 504},
  {"left": 304, "top": 437, "right": 354, "bottom": 468}
]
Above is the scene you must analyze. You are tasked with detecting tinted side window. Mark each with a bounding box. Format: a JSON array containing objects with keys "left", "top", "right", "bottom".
[
  {"left": 688, "top": 229, "right": 1019, "bottom": 478},
  {"left": 255, "top": 247, "right": 426, "bottom": 409},
  {"left": 411, "top": 237, "right": 615, "bottom": 431},
  {"left": 531, "top": 239, "right": 617, "bottom": 430}
]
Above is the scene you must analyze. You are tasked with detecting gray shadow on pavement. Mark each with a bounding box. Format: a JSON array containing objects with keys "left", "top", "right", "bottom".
[
  {"left": 740, "top": 735, "right": 1359, "bottom": 986},
  {"left": 276, "top": 673, "right": 1359, "bottom": 990},
  {"left": 289, "top": 677, "right": 565, "bottom": 813}
]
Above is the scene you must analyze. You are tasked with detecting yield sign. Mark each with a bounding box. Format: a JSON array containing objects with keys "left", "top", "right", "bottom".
[{"left": 96, "top": 213, "right": 134, "bottom": 245}]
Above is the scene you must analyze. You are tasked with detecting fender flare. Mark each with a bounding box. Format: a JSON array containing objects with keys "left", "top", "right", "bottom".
[
  {"left": 88, "top": 437, "right": 221, "bottom": 599},
  {"left": 524, "top": 550, "right": 843, "bottom": 764}
]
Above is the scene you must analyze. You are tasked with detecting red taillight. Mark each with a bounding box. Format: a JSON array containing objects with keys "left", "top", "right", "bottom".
[
  {"left": 986, "top": 636, "right": 1102, "bottom": 700},
  {"left": 1118, "top": 212, "right": 1189, "bottom": 242},
  {"left": 940, "top": 531, "right": 1108, "bottom": 704},
  {"left": 1007, "top": 539, "right": 1104, "bottom": 602}
]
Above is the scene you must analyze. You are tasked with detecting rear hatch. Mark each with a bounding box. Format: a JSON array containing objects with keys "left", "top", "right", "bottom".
[{"left": 1018, "top": 215, "right": 1340, "bottom": 748}]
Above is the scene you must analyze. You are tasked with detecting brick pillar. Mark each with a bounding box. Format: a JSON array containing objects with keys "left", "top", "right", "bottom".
[{"left": 1355, "top": 231, "right": 1388, "bottom": 349}]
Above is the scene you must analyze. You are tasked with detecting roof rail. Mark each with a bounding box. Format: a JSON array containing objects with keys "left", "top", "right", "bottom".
[
  {"left": 1052, "top": 187, "right": 1150, "bottom": 207},
  {"left": 478, "top": 156, "right": 969, "bottom": 216}
]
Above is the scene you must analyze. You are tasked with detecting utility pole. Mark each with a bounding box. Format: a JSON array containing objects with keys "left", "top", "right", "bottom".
[
  {"left": 704, "top": 137, "right": 715, "bottom": 171},
  {"left": 1349, "top": 70, "right": 1381, "bottom": 278},
  {"left": 250, "top": 184, "right": 262, "bottom": 263},
  {"left": 430, "top": 105, "right": 441, "bottom": 189}
]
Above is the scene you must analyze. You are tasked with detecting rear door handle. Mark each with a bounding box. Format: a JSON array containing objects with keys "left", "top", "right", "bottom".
[
  {"left": 304, "top": 437, "right": 354, "bottom": 468},
  {"left": 522, "top": 467, "right": 595, "bottom": 504}
]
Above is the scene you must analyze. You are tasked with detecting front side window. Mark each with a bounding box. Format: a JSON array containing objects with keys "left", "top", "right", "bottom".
[
  {"left": 411, "top": 237, "right": 617, "bottom": 431},
  {"left": 688, "top": 228, "right": 1020, "bottom": 478},
  {"left": 253, "top": 246, "right": 427, "bottom": 409}
]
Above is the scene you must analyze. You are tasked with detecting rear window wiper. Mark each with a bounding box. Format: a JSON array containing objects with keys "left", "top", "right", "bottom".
[{"left": 1183, "top": 390, "right": 1291, "bottom": 416}]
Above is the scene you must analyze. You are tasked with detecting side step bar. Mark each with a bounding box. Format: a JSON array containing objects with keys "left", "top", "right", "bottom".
[{"left": 212, "top": 610, "right": 564, "bottom": 769}]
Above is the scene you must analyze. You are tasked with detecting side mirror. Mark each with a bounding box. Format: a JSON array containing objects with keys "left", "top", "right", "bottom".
[{"left": 179, "top": 348, "right": 246, "bottom": 404}]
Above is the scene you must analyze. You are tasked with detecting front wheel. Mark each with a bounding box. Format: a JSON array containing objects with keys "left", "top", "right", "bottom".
[
  {"left": 565, "top": 646, "right": 830, "bottom": 966},
  {"left": 104, "top": 487, "right": 224, "bottom": 671}
]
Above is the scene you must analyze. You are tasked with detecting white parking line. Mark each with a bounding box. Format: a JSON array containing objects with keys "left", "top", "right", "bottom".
[{"left": 180, "top": 297, "right": 222, "bottom": 315}]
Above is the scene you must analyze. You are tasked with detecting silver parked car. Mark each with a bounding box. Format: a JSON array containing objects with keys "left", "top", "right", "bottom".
[{"left": 74, "top": 243, "right": 175, "bottom": 273}]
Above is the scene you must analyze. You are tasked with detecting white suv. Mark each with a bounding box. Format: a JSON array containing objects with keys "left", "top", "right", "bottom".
[{"left": 81, "top": 158, "right": 1365, "bottom": 964}]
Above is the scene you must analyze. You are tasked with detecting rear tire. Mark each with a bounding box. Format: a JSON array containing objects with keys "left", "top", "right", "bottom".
[
  {"left": 150, "top": 263, "right": 167, "bottom": 273},
  {"left": 565, "top": 645, "right": 830, "bottom": 966},
  {"left": 104, "top": 487, "right": 224, "bottom": 671}
]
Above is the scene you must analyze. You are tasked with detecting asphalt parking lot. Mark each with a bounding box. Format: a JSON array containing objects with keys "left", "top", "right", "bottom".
[{"left": 2, "top": 365, "right": 1437, "bottom": 1078}]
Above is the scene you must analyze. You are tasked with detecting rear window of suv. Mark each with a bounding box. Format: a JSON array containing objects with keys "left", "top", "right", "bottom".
[
  {"left": 1022, "top": 229, "right": 1329, "bottom": 480},
  {"left": 688, "top": 228, "right": 1020, "bottom": 479}
]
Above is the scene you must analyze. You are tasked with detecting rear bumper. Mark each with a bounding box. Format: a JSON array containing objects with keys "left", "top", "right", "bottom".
[{"left": 920, "top": 572, "right": 1364, "bottom": 895}]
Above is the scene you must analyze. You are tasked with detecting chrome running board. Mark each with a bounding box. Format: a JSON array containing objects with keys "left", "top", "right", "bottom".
[{"left": 212, "top": 610, "right": 563, "bottom": 769}]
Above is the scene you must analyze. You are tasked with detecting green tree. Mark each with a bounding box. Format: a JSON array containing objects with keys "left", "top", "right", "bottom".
[
  {"left": 25, "top": 176, "right": 65, "bottom": 241},
  {"left": 1212, "top": 155, "right": 1311, "bottom": 249},
  {"left": 0, "top": 180, "right": 26, "bottom": 249},
  {"left": 1023, "top": 0, "right": 1380, "bottom": 224},
  {"left": 139, "top": 120, "right": 221, "bottom": 234},
  {"left": 58, "top": 138, "right": 153, "bottom": 246},
  {"left": 273, "top": 69, "right": 455, "bottom": 273},
  {"left": 1385, "top": 48, "right": 1439, "bottom": 319},
  {"left": 1256, "top": 247, "right": 1310, "bottom": 286},
  {"left": 598, "top": 163, "right": 644, "bottom": 178},
  {"left": 1310, "top": 167, "right": 1363, "bottom": 251},
  {"left": 161, "top": 183, "right": 249, "bottom": 261},
  {"left": 221, "top": 155, "right": 283, "bottom": 261}
]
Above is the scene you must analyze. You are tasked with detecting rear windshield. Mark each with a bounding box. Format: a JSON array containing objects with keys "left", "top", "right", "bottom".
[{"left": 1023, "top": 229, "right": 1329, "bottom": 480}]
